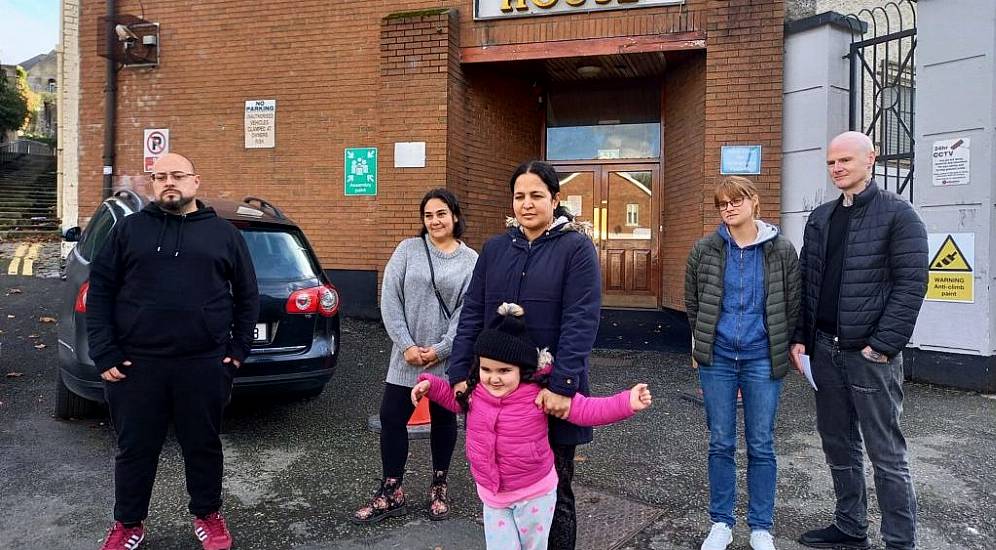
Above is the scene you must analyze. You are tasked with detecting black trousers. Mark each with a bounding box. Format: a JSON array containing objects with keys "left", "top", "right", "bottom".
[
  {"left": 104, "top": 355, "right": 234, "bottom": 523},
  {"left": 549, "top": 443, "right": 578, "bottom": 550},
  {"left": 379, "top": 382, "right": 458, "bottom": 480}
]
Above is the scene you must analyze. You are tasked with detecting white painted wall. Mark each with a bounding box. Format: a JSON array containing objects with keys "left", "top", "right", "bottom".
[
  {"left": 780, "top": 19, "right": 853, "bottom": 250},
  {"left": 909, "top": 0, "right": 996, "bottom": 355}
]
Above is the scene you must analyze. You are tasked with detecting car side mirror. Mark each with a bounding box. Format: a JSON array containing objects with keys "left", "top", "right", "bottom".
[{"left": 63, "top": 226, "right": 81, "bottom": 242}]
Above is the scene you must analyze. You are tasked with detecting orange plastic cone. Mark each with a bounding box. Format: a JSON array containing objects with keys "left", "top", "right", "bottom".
[{"left": 408, "top": 396, "right": 431, "bottom": 426}]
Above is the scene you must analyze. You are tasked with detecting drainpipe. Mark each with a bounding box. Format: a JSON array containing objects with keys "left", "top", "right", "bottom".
[{"left": 102, "top": 0, "right": 117, "bottom": 198}]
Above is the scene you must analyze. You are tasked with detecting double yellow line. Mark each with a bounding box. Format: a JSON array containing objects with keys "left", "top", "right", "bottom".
[{"left": 7, "top": 243, "right": 41, "bottom": 276}]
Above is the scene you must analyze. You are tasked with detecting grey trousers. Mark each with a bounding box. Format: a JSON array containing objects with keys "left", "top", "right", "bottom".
[{"left": 812, "top": 331, "right": 917, "bottom": 550}]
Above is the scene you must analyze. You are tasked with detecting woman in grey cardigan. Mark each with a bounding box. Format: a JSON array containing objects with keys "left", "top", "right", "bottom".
[
  {"left": 353, "top": 188, "right": 478, "bottom": 525},
  {"left": 685, "top": 177, "right": 801, "bottom": 550}
]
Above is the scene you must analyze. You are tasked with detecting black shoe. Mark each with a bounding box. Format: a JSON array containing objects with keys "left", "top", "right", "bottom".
[{"left": 798, "top": 524, "right": 871, "bottom": 549}]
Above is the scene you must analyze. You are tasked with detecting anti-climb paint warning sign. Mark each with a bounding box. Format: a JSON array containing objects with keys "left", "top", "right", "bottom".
[{"left": 926, "top": 233, "right": 974, "bottom": 303}]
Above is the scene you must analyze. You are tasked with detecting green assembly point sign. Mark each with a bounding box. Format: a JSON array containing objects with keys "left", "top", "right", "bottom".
[{"left": 345, "top": 147, "right": 378, "bottom": 196}]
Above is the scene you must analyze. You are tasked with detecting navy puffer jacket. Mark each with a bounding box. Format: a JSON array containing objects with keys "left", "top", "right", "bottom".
[
  {"left": 793, "top": 181, "right": 928, "bottom": 357},
  {"left": 448, "top": 218, "right": 602, "bottom": 446}
]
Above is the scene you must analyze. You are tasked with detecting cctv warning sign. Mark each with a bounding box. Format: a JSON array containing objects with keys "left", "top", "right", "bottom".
[{"left": 926, "top": 233, "right": 974, "bottom": 303}]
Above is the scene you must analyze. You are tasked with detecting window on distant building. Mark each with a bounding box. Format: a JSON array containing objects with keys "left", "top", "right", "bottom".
[
  {"left": 47, "top": 78, "right": 56, "bottom": 93},
  {"left": 626, "top": 203, "right": 639, "bottom": 226}
]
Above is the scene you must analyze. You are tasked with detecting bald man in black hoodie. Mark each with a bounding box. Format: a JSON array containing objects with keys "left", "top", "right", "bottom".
[{"left": 88, "top": 153, "right": 259, "bottom": 550}]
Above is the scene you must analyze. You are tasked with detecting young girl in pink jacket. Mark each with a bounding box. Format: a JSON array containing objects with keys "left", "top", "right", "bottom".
[{"left": 412, "top": 303, "right": 652, "bottom": 550}]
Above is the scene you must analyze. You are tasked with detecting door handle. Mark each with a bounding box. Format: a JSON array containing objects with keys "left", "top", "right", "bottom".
[
  {"left": 593, "top": 207, "right": 600, "bottom": 242},
  {"left": 600, "top": 207, "right": 608, "bottom": 241}
]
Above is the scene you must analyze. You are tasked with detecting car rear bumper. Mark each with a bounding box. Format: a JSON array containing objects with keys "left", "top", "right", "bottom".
[{"left": 58, "top": 338, "right": 338, "bottom": 404}]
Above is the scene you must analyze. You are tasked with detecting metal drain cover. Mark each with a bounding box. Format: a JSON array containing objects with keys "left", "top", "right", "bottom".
[{"left": 575, "top": 485, "right": 664, "bottom": 550}]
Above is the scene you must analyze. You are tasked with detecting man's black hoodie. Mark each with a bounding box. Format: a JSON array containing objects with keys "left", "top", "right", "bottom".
[{"left": 87, "top": 201, "right": 260, "bottom": 373}]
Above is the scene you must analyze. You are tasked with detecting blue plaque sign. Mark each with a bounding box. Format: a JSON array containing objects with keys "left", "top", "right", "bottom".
[{"left": 720, "top": 145, "right": 762, "bottom": 175}]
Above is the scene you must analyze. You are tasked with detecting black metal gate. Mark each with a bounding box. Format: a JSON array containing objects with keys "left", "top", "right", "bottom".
[{"left": 845, "top": 1, "right": 916, "bottom": 202}]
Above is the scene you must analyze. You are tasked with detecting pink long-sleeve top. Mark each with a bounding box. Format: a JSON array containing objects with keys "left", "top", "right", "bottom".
[{"left": 418, "top": 372, "right": 634, "bottom": 507}]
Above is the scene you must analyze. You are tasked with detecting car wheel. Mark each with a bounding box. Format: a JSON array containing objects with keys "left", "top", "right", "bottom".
[{"left": 55, "top": 369, "right": 94, "bottom": 419}]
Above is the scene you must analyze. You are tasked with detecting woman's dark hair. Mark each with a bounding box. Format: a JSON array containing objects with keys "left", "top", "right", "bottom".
[
  {"left": 508, "top": 160, "right": 575, "bottom": 221},
  {"left": 454, "top": 356, "right": 546, "bottom": 413},
  {"left": 419, "top": 188, "right": 465, "bottom": 239}
]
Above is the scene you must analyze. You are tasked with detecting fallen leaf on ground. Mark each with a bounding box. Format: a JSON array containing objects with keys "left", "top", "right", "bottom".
[
  {"left": 28, "top": 334, "right": 39, "bottom": 338},
  {"left": 6, "top": 372, "right": 23, "bottom": 377},
  {"left": 39, "top": 317, "right": 56, "bottom": 323},
  {"left": 6, "top": 315, "right": 14, "bottom": 319},
  {"left": 34, "top": 343, "right": 46, "bottom": 349},
  {"left": 5, "top": 288, "right": 22, "bottom": 295}
]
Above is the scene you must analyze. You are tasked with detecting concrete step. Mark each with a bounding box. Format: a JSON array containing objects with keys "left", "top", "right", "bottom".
[
  {"left": 0, "top": 192, "right": 57, "bottom": 200},
  {"left": 0, "top": 212, "right": 57, "bottom": 220},
  {"left": 0, "top": 229, "right": 61, "bottom": 240},
  {"left": 0, "top": 190, "right": 56, "bottom": 197},
  {"left": 0, "top": 203, "right": 55, "bottom": 212},
  {"left": 0, "top": 218, "right": 60, "bottom": 229}
]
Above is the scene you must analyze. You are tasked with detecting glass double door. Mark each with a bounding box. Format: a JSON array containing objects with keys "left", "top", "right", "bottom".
[{"left": 557, "top": 164, "right": 660, "bottom": 309}]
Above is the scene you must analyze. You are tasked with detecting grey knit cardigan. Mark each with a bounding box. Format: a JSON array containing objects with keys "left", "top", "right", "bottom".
[{"left": 684, "top": 230, "right": 802, "bottom": 379}]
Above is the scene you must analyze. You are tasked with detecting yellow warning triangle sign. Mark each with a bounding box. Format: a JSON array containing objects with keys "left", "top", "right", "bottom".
[{"left": 929, "top": 235, "right": 972, "bottom": 272}]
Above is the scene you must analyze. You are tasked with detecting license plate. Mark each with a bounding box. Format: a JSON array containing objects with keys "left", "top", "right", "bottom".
[{"left": 253, "top": 323, "right": 268, "bottom": 343}]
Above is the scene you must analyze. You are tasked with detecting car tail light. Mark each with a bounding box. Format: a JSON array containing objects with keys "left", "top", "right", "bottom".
[
  {"left": 75, "top": 281, "right": 89, "bottom": 313},
  {"left": 286, "top": 284, "right": 339, "bottom": 317}
]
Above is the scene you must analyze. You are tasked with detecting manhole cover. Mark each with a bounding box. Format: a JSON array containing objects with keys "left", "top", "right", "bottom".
[
  {"left": 590, "top": 356, "right": 635, "bottom": 368},
  {"left": 575, "top": 485, "right": 664, "bottom": 550}
]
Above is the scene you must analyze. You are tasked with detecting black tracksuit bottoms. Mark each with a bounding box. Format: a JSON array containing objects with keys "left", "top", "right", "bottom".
[{"left": 104, "top": 354, "right": 234, "bottom": 523}]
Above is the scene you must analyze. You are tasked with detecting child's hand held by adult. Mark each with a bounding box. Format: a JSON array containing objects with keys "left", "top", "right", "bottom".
[
  {"left": 535, "top": 388, "right": 571, "bottom": 419},
  {"left": 630, "top": 383, "right": 652, "bottom": 412}
]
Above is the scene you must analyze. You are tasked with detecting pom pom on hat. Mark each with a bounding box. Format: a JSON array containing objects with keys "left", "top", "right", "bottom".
[{"left": 474, "top": 302, "right": 541, "bottom": 371}]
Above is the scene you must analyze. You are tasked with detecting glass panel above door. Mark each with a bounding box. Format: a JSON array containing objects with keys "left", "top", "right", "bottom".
[
  {"left": 547, "top": 124, "right": 660, "bottom": 161},
  {"left": 546, "top": 81, "right": 661, "bottom": 161}
]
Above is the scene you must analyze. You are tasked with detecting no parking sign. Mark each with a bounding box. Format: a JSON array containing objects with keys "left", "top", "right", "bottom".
[{"left": 143, "top": 128, "right": 170, "bottom": 172}]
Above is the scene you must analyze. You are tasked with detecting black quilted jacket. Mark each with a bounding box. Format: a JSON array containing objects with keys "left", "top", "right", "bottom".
[{"left": 792, "top": 181, "right": 928, "bottom": 357}]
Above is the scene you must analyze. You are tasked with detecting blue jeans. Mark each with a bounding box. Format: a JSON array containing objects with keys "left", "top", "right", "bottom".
[{"left": 699, "top": 356, "right": 782, "bottom": 530}]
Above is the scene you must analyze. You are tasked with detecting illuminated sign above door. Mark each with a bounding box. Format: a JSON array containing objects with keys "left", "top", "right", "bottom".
[{"left": 475, "top": 0, "right": 684, "bottom": 20}]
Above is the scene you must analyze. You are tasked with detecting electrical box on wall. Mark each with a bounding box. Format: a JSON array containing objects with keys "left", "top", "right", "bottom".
[{"left": 96, "top": 15, "right": 159, "bottom": 68}]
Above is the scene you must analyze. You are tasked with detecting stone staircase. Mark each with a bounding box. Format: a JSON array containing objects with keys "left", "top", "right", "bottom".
[{"left": 0, "top": 154, "right": 60, "bottom": 240}]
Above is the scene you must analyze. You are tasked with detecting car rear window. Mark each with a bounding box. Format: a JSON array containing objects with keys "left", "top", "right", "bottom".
[{"left": 241, "top": 229, "right": 319, "bottom": 281}]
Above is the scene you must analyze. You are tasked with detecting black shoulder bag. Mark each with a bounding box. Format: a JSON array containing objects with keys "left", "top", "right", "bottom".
[{"left": 422, "top": 237, "right": 454, "bottom": 319}]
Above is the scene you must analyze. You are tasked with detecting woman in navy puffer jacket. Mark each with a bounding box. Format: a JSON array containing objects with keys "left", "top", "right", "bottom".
[{"left": 448, "top": 160, "right": 601, "bottom": 550}]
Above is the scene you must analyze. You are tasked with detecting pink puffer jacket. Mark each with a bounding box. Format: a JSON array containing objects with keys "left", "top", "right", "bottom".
[{"left": 419, "top": 373, "right": 634, "bottom": 494}]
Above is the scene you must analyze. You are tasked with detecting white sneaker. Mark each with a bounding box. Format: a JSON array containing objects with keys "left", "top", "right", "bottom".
[
  {"left": 750, "top": 529, "right": 776, "bottom": 550},
  {"left": 701, "top": 522, "right": 733, "bottom": 550}
]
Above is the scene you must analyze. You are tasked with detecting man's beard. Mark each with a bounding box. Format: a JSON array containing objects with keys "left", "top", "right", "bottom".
[{"left": 157, "top": 193, "right": 194, "bottom": 214}]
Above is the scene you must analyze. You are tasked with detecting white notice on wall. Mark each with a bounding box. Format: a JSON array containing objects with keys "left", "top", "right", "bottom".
[
  {"left": 932, "top": 138, "right": 969, "bottom": 186},
  {"left": 394, "top": 142, "right": 426, "bottom": 168},
  {"left": 245, "top": 100, "right": 276, "bottom": 149}
]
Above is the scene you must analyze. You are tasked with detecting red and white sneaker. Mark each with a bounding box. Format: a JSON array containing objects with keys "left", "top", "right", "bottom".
[
  {"left": 192, "top": 512, "right": 233, "bottom": 550},
  {"left": 99, "top": 521, "right": 144, "bottom": 550}
]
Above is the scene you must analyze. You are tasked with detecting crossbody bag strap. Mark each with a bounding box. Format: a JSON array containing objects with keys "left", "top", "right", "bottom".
[{"left": 422, "top": 237, "right": 453, "bottom": 319}]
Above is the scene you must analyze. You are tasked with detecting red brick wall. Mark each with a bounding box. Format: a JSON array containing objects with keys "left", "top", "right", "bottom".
[
  {"left": 450, "top": 65, "right": 543, "bottom": 249},
  {"left": 377, "top": 10, "right": 454, "bottom": 269},
  {"left": 703, "top": 0, "right": 784, "bottom": 234},
  {"left": 76, "top": 0, "right": 783, "bottom": 313},
  {"left": 662, "top": 54, "right": 706, "bottom": 310}
]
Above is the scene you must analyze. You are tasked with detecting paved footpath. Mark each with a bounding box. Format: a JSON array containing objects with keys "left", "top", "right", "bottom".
[{"left": 1, "top": 276, "right": 993, "bottom": 549}]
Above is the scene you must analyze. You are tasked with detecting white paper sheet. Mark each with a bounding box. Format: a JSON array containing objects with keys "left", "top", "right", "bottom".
[{"left": 800, "top": 354, "right": 818, "bottom": 391}]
